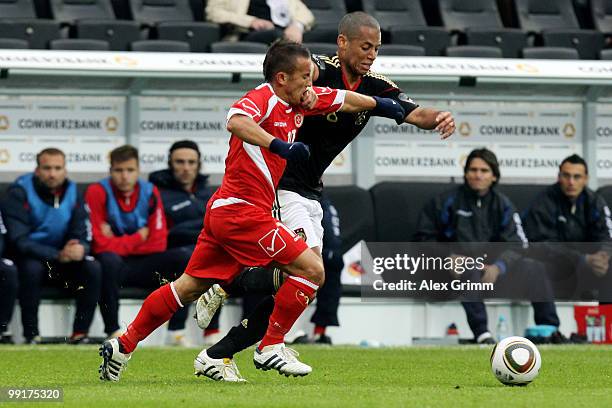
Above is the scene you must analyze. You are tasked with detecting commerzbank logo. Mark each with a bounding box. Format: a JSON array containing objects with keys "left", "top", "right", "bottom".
[
  {"left": 0, "top": 149, "right": 10, "bottom": 164},
  {"left": 0, "top": 115, "right": 9, "bottom": 131},
  {"left": 114, "top": 56, "right": 139, "bottom": 67},
  {"left": 105, "top": 116, "right": 118, "bottom": 132},
  {"left": 459, "top": 122, "right": 471, "bottom": 137},
  {"left": 516, "top": 63, "right": 539, "bottom": 74},
  {"left": 563, "top": 123, "right": 576, "bottom": 138}
]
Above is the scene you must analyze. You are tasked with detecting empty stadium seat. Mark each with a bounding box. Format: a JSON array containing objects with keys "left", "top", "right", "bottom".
[
  {"left": 378, "top": 44, "right": 425, "bottom": 56},
  {"left": 129, "top": 0, "right": 193, "bottom": 26},
  {"left": 446, "top": 45, "right": 503, "bottom": 58},
  {"left": 601, "top": 48, "right": 612, "bottom": 59},
  {"left": 131, "top": 39, "right": 190, "bottom": 51},
  {"left": 156, "top": 21, "right": 220, "bottom": 52},
  {"left": 465, "top": 27, "right": 527, "bottom": 58},
  {"left": 75, "top": 19, "right": 142, "bottom": 51},
  {"left": 48, "top": 0, "right": 115, "bottom": 24},
  {"left": 362, "top": 0, "right": 429, "bottom": 32},
  {"left": 542, "top": 29, "right": 605, "bottom": 60},
  {"left": 49, "top": 38, "right": 111, "bottom": 50},
  {"left": 210, "top": 41, "right": 267, "bottom": 53},
  {"left": 522, "top": 46, "right": 580, "bottom": 59},
  {"left": 0, "top": 20, "right": 61, "bottom": 49},
  {"left": 389, "top": 26, "right": 450, "bottom": 56},
  {"left": 370, "top": 182, "right": 454, "bottom": 242},
  {"left": 304, "top": 42, "right": 337, "bottom": 55},
  {"left": 0, "top": 0, "right": 37, "bottom": 18},
  {"left": 302, "top": 0, "right": 345, "bottom": 43},
  {"left": 590, "top": 0, "right": 612, "bottom": 33},
  {"left": 437, "top": 0, "right": 505, "bottom": 33},
  {"left": 0, "top": 38, "right": 29, "bottom": 48},
  {"left": 514, "top": 0, "right": 579, "bottom": 33},
  {"left": 495, "top": 184, "right": 547, "bottom": 214},
  {"left": 326, "top": 185, "right": 376, "bottom": 252}
]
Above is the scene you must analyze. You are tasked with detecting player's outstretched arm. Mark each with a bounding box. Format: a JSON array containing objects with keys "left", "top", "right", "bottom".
[
  {"left": 227, "top": 114, "right": 310, "bottom": 161},
  {"left": 406, "top": 107, "right": 456, "bottom": 139},
  {"left": 340, "top": 91, "right": 406, "bottom": 124}
]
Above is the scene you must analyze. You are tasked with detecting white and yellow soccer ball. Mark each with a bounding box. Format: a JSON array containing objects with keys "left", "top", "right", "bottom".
[{"left": 490, "top": 336, "right": 541, "bottom": 386}]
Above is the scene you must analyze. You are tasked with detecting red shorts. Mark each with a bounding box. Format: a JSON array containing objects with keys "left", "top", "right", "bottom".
[{"left": 184, "top": 202, "right": 309, "bottom": 284}]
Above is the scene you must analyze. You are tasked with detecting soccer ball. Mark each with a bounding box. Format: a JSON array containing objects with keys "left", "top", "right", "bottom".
[{"left": 490, "top": 336, "right": 541, "bottom": 386}]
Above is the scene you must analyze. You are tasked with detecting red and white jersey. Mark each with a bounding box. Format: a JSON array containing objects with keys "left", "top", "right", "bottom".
[{"left": 212, "top": 83, "right": 346, "bottom": 212}]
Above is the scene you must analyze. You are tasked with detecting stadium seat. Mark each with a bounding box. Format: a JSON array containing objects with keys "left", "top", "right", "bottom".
[
  {"left": 75, "top": 19, "right": 142, "bottom": 51},
  {"left": 129, "top": 0, "right": 193, "bottom": 26},
  {"left": 541, "top": 29, "right": 605, "bottom": 60},
  {"left": 304, "top": 42, "right": 337, "bottom": 55},
  {"left": 465, "top": 27, "right": 528, "bottom": 58},
  {"left": 326, "top": 185, "right": 376, "bottom": 252},
  {"left": 495, "top": 184, "right": 547, "bottom": 214},
  {"left": 0, "top": 0, "right": 37, "bottom": 18},
  {"left": 131, "top": 39, "right": 190, "bottom": 51},
  {"left": 514, "top": 0, "right": 580, "bottom": 34},
  {"left": 601, "top": 48, "right": 612, "bottom": 59},
  {"left": 389, "top": 26, "right": 450, "bottom": 56},
  {"left": 49, "top": 38, "right": 111, "bottom": 50},
  {"left": 522, "top": 46, "right": 580, "bottom": 59},
  {"left": 48, "top": 0, "right": 115, "bottom": 25},
  {"left": 0, "top": 38, "right": 29, "bottom": 48},
  {"left": 590, "top": 0, "right": 612, "bottom": 33},
  {"left": 445, "top": 45, "right": 503, "bottom": 58},
  {"left": 156, "top": 21, "right": 220, "bottom": 52},
  {"left": 437, "top": 0, "right": 505, "bottom": 33},
  {"left": 210, "top": 41, "right": 267, "bottom": 53},
  {"left": 378, "top": 44, "right": 426, "bottom": 56},
  {"left": 0, "top": 20, "right": 61, "bottom": 49},
  {"left": 370, "top": 181, "right": 454, "bottom": 242},
  {"left": 361, "top": 0, "right": 429, "bottom": 33},
  {"left": 302, "top": 0, "right": 345, "bottom": 43}
]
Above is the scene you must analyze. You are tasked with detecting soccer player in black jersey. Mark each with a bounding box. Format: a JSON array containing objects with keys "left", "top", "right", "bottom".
[{"left": 193, "top": 12, "right": 456, "bottom": 381}]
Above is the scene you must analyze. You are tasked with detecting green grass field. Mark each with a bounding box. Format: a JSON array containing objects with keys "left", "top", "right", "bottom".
[{"left": 1, "top": 345, "right": 611, "bottom": 407}]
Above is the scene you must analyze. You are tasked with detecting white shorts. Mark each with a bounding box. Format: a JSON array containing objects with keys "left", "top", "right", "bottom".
[{"left": 274, "top": 189, "right": 323, "bottom": 249}]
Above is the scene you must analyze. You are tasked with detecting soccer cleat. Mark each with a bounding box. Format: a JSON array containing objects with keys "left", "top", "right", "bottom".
[
  {"left": 194, "top": 284, "right": 228, "bottom": 330},
  {"left": 253, "top": 343, "right": 312, "bottom": 377},
  {"left": 194, "top": 349, "right": 246, "bottom": 382},
  {"left": 99, "top": 338, "right": 131, "bottom": 382}
]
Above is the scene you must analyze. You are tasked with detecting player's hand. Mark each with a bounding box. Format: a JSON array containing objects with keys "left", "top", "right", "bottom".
[
  {"left": 269, "top": 139, "right": 310, "bottom": 161},
  {"left": 586, "top": 251, "right": 610, "bottom": 277},
  {"left": 371, "top": 96, "right": 406, "bottom": 125},
  {"left": 100, "top": 222, "right": 113, "bottom": 238},
  {"left": 481, "top": 264, "right": 501, "bottom": 284},
  {"left": 138, "top": 227, "right": 150, "bottom": 241},
  {"left": 435, "top": 111, "right": 455, "bottom": 139},
  {"left": 300, "top": 87, "right": 318, "bottom": 110},
  {"left": 63, "top": 241, "right": 85, "bottom": 261},
  {"left": 250, "top": 18, "right": 274, "bottom": 31}
]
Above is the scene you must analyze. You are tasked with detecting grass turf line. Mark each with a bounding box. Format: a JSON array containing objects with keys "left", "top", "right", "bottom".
[{"left": 0, "top": 345, "right": 611, "bottom": 407}]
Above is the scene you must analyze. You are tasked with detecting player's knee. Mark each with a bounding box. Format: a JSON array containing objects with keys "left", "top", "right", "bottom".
[{"left": 301, "top": 259, "right": 325, "bottom": 286}]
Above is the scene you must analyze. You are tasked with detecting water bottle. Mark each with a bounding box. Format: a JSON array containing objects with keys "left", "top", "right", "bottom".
[{"left": 496, "top": 315, "right": 509, "bottom": 342}]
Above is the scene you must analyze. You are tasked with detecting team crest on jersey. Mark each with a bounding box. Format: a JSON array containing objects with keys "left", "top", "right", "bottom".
[
  {"left": 294, "top": 227, "right": 307, "bottom": 242},
  {"left": 258, "top": 228, "right": 287, "bottom": 257},
  {"left": 355, "top": 111, "right": 368, "bottom": 126},
  {"left": 294, "top": 113, "right": 304, "bottom": 127}
]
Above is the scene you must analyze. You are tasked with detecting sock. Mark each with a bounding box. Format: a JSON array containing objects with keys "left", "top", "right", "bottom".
[
  {"left": 314, "top": 326, "right": 326, "bottom": 336},
  {"left": 119, "top": 283, "right": 182, "bottom": 353},
  {"left": 226, "top": 267, "right": 283, "bottom": 296},
  {"left": 204, "top": 328, "right": 220, "bottom": 337},
  {"left": 259, "top": 276, "right": 318, "bottom": 349},
  {"left": 207, "top": 296, "right": 275, "bottom": 359}
]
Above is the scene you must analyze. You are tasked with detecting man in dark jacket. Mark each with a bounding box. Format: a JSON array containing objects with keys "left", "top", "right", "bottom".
[
  {"left": 523, "top": 154, "right": 612, "bottom": 301},
  {"left": 0, "top": 208, "right": 18, "bottom": 343},
  {"left": 415, "top": 148, "right": 559, "bottom": 343},
  {"left": 2, "top": 148, "right": 102, "bottom": 344},
  {"left": 149, "top": 140, "right": 218, "bottom": 341}
]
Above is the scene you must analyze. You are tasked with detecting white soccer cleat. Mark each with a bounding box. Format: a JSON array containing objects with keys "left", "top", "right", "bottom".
[
  {"left": 194, "top": 349, "right": 246, "bottom": 382},
  {"left": 99, "top": 338, "right": 131, "bottom": 382},
  {"left": 253, "top": 343, "right": 312, "bottom": 377},
  {"left": 194, "top": 284, "right": 228, "bottom": 330}
]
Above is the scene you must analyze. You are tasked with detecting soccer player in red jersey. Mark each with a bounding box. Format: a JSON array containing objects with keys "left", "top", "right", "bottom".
[{"left": 98, "top": 40, "right": 406, "bottom": 382}]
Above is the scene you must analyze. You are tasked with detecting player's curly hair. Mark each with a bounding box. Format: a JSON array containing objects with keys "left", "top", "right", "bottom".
[{"left": 263, "top": 40, "right": 311, "bottom": 82}]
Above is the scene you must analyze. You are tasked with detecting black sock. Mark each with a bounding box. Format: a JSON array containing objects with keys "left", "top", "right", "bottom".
[
  {"left": 207, "top": 295, "right": 275, "bottom": 359},
  {"left": 226, "top": 267, "right": 283, "bottom": 297}
]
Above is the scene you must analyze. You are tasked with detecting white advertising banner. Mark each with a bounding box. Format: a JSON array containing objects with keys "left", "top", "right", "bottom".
[
  {"left": 596, "top": 104, "right": 612, "bottom": 178},
  {"left": 0, "top": 95, "right": 125, "bottom": 172},
  {"left": 136, "top": 96, "right": 352, "bottom": 175},
  {"left": 374, "top": 101, "right": 582, "bottom": 178}
]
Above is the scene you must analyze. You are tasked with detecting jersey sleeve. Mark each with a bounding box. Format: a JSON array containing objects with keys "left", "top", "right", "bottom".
[
  {"left": 369, "top": 73, "right": 419, "bottom": 116},
  {"left": 304, "top": 86, "right": 346, "bottom": 117},
  {"left": 227, "top": 86, "right": 271, "bottom": 124}
]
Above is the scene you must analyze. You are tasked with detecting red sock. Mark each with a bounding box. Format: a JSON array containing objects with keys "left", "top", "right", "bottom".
[
  {"left": 204, "top": 328, "right": 220, "bottom": 337},
  {"left": 314, "top": 326, "right": 326, "bottom": 336},
  {"left": 259, "top": 276, "right": 318, "bottom": 349},
  {"left": 119, "top": 283, "right": 181, "bottom": 353}
]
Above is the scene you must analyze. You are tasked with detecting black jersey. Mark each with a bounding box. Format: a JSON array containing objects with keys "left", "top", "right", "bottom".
[{"left": 277, "top": 54, "right": 419, "bottom": 200}]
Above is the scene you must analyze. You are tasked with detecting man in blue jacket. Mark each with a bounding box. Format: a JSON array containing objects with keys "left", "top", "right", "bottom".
[
  {"left": 2, "top": 148, "right": 102, "bottom": 344},
  {"left": 0, "top": 209, "right": 18, "bottom": 343}
]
